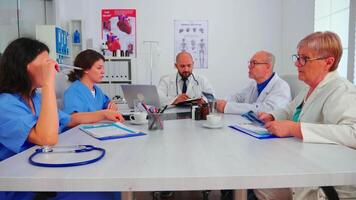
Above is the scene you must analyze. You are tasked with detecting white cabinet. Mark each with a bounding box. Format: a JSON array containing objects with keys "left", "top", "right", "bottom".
[
  {"left": 68, "top": 19, "right": 84, "bottom": 60},
  {"left": 36, "top": 25, "right": 70, "bottom": 64},
  {"left": 97, "top": 57, "right": 132, "bottom": 100}
]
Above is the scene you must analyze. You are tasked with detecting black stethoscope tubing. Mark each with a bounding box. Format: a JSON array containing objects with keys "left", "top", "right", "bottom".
[
  {"left": 175, "top": 73, "right": 199, "bottom": 95},
  {"left": 29, "top": 145, "right": 106, "bottom": 168}
]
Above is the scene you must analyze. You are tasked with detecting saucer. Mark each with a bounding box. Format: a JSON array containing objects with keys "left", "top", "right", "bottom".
[
  {"left": 130, "top": 120, "right": 148, "bottom": 125},
  {"left": 202, "top": 123, "right": 223, "bottom": 129}
]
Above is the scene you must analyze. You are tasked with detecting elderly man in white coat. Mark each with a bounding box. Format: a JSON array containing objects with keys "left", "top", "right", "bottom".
[
  {"left": 158, "top": 51, "right": 215, "bottom": 106},
  {"left": 216, "top": 50, "right": 291, "bottom": 114}
]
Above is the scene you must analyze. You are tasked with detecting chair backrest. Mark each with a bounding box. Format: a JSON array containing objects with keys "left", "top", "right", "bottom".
[
  {"left": 55, "top": 73, "right": 71, "bottom": 109},
  {"left": 280, "top": 74, "right": 306, "bottom": 99}
]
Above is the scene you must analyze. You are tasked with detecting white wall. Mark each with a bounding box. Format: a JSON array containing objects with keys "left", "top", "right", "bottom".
[
  {"left": 281, "top": 0, "right": 315, "bottom": 75},
  {"left": 55, "top": 0, "right": 314, "bottom": 98}
]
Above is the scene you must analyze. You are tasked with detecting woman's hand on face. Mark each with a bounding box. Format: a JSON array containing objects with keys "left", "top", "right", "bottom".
[
  {"left": 104, "top": 109, "right": 125, "bottom": 123},
  {"left": 265, "top": 120, "right": 301, "bottom": 138},
  {"left": 107, "top": 101, "right": 118, "bottom": 111},
  {"left": 41, "top": 58, "right": 58, "bottom": 86},
  {"left": 257, "top": 112, "right": 274, "bottom": 123}
]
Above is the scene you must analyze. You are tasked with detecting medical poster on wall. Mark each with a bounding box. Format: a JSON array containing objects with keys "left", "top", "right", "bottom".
[
  {"left": 174, "top": 20, "right": 208, "bottom": 69},
  {"left": 101, "top": 9, "right": 136, "bottom": 57}
]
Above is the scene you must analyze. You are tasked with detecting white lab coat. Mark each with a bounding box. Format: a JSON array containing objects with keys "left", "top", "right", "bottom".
[
  {"left": 224, "top": 73, "right": 291, "bottom": 114},
  {"left": 157, "top": 73, "right": 215, "bottom": 106},
  {"left": 271, "top": 71, "right": 356, "bottom": 200}
]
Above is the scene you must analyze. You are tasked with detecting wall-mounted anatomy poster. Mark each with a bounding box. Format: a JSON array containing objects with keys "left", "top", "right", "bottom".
[
  {"left": 174, "top": 20, "right": 208, "bottom": 69},
  {"left": 102, "top": 9, "right": 136, "bottom": 57}
]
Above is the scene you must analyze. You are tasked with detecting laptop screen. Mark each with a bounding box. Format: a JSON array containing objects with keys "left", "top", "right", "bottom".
[{"left": 121, "top": 84, "right": 161, "bottom": 109}]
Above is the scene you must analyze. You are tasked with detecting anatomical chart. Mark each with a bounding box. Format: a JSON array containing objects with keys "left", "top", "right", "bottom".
[
  {"left": 174, "top": 20, "right": 208, "bottom": 69},
  {"left": 102, "top": 9, "right": 136, "bottom": 57}
]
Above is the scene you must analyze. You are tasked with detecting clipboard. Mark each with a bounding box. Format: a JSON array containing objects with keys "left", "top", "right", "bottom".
[
  {"left": 229, "top": 110, "right": 287, "bottom": 139},
  {"left": 79, "top": 122, "right": 146, "bottom": 140},
  {"left": 228, "top": 124, "right": 277, "bottom": 139}
]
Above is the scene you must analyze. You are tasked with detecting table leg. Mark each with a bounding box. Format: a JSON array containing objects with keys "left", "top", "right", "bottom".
[
  {"left": 121, "top": 192, "right": 134, "bottom": 200},
  {"left": 234, "top": 189, "right": 247, "bottom": 200}
]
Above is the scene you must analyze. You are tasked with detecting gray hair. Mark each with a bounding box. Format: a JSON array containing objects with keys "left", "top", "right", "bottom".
[{"left": 258, "top": 50, "right": 275, "bottom": 70}]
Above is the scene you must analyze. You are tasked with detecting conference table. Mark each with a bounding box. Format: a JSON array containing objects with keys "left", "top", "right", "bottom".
[{"left": 0, "top": 111, "right": 356, "bottom": 200}]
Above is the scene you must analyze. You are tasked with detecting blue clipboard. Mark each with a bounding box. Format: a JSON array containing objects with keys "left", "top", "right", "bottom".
[
  {"left": 229, "top": 110, "right": 287, "bottom": 139},
  {"left": 80, "top": 123, "right": 146, "bottom": 140},
  {"left": 241, "top": 110, "right": 265, "bottom": 126},
  {"left": 228, "top": 125, "right": 277, "bottom": 139}
]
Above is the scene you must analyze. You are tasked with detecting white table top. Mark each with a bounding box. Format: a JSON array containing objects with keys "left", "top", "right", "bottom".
[{"left": 1, "top": 114, "right": 356, "bottom": 192}]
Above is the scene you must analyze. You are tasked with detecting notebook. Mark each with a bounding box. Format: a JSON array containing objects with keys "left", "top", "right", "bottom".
[{"left": 121, "top": 84, "right": 161, "bottom": 109}]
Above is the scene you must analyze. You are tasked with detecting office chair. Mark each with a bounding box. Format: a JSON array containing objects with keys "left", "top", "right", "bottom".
[
  {"left": 55, "top": 72, "right": 71, "bottom": 109},
  {"left": 280, "top": 74, "right": 306, "bottom": 99}
]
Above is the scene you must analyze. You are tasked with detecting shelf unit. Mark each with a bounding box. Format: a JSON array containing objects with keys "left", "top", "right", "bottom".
[
  {"left": 97, "top": 57, "right": 132, "bottom": 100},
  {"left": 36, "top": 25, "right": 70, "bottom": 64},
  {"left": 68, "top": 19, "right": 84, "bottom": 60}
]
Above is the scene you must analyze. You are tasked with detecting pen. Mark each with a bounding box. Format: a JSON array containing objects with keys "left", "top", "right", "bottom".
[
  {"left": 141, "top": 102, "right": 150, "bottom": 113},
  {"left": 159, "top": 105, "right": 168, "bottom": 113},
  {"left": 59, "top": 64, "right": 83, "bottom": 71}
]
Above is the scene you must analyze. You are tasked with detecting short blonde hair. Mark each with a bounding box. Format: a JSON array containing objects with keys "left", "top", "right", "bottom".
[{"left": 297, "top": 31, "right": 342, "bottom": 71}]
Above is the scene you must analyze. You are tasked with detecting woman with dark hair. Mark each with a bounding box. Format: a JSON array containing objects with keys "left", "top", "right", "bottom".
[
  {"left": 63, "top": 49, "right": 121, "bottom": 116},
  {"left": 0, "top": 38, "right": 121, "bottom": 200}
]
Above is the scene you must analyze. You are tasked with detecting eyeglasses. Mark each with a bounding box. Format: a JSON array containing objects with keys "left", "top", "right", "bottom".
[
  {"left": 247, "top": 60, "right": 269, "bottom": 68},
  {"left": 292, "top": 54, "right": 326, "bottom": 66}
]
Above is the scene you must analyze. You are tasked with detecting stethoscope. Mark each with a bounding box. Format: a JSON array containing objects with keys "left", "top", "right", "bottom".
[
  {"left": 29, "top": 145, "right": 106, "bottom": 168},
  {"left": 175, "top": 73, "right": 199, "bottom": 95}
]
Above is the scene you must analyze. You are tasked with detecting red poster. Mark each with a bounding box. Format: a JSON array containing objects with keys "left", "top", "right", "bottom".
[{"left": 102, "top": 9, "right": 136, "bottom": 57}]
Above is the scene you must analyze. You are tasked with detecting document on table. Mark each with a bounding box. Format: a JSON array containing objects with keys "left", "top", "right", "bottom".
[
  {"left": 79, "top": 122, "right": 146, "bottom": 140},
  {"left": 229, "top": 111, "right": 280, "bottom": 139}
]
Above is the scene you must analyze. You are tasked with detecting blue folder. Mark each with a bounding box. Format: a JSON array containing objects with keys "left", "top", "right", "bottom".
[
  {"left": 228, "top": 125, "right": 277, "bottom": 139},
  {"left": 229, "top": 110, "right": 284, "bottom": 139}
]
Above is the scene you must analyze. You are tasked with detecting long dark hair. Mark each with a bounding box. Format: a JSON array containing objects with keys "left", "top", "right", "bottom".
[
  {"left": 68, "top": 49, "right": 105, "bottom": 82},
  {"left": 0, "top": 37, "right": 49, "bottom": 96}
]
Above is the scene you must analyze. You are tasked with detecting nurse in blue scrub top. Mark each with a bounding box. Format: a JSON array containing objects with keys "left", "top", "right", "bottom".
[
  {"left": 0, "top": 38, "right": 120, "bottom": 200},
  {"left": 63, "top": 49, "right": 122, "bottom": 117}
]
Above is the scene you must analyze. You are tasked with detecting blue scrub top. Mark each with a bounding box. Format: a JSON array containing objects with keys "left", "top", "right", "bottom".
[
  {"left": 0, "top": 92, "right": 120, "bottom": 200},
  {"left": 63, "top": 80, "right": 110, "bottom": 114},
  {"left": 0, "top": 92, "right": 71, "bottom": 161}
]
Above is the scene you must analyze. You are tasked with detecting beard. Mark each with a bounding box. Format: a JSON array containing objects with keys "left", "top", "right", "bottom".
[{"left": 179, "top": 71, "right": 192, "bottom": 79}]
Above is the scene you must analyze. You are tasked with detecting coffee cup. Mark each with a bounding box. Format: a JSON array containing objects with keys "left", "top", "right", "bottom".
[
  {"left": 130, "top": 112, "right": 147, "bottom": 122},
  {"left": 206, "top": 114, "right": 222, "bottom": 126}
]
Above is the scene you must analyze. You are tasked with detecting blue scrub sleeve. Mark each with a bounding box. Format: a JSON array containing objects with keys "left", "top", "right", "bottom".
[
  {"left": 0, "top": 115, "right": 36, "bottom": 153},
  {"left": 58, "top": 110, "right": 71, "bottom": 133},
  {"left": 0, "top": 97, "right": 37, "bottom": 153},
  {"left": 104, "top": 94, "right": 110, "bottom": 108},
  {"left": 63, "top": 91, "right": 85, "bottom": 114}
]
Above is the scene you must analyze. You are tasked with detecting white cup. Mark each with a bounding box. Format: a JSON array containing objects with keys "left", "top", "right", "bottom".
[
  {"left": 130, "top": 112, "right": 147, "bottom": 122},
  {"left": 206, "top": 114, "right": 222, "bottom": 126}
]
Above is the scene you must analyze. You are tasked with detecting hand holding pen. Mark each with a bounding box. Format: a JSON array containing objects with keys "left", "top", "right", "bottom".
[{"left": 58, "top": 64, "right": 83, "bottom": 71}]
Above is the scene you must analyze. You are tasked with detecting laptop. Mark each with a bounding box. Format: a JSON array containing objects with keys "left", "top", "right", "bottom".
[{"left": 121, "top": 84, "right": 161, "bottom": 109}]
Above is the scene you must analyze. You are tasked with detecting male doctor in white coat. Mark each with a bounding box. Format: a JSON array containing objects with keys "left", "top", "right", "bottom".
[
  {"left": 216, "top": 50, "right": 291, "bottom": 114},
  {"left": 158, "top": 51, "right": 215, "bottom": 106}
]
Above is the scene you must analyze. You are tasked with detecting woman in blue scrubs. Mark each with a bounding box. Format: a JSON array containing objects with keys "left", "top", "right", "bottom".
[
  {"left": 0, "top": 38, "right": 120, "bottom": 200},
  {"left": 63, "top": 49, "right": 119, "bottom": 115}
]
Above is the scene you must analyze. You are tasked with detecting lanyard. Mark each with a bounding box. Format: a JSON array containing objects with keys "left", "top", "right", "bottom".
[{"left": 29, "top": 145, "right": 105, "bottom": 168}]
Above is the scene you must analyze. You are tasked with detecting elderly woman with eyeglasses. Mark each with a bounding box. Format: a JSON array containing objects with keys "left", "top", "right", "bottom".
[{"left": 253, "top": 32, "right": 356, "bottom": 200}]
